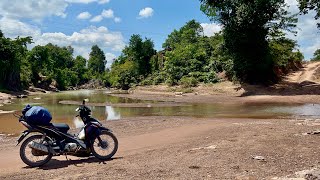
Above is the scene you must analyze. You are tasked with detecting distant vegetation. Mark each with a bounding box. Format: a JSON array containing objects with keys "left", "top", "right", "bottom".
[
  {"left": 311, "top": 49, "right": 320, "bottom": 61},
  {"left": 0, "top": 0, "right": 319, "bottom": 91}
]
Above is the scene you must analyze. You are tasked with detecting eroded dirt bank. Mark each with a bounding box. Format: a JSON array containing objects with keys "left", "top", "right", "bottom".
[{"left": 1, "top": 116, "right": 320, "bottom": 179}]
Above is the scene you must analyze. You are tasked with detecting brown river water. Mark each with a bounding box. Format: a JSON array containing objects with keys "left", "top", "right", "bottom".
[{"left": 1, "top": 90, "right": 320, "bottom": 135}]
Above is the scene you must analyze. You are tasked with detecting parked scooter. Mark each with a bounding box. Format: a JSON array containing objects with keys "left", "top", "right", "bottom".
[{"left": 15, "top": 99, "right": 118, "bottom": 167}]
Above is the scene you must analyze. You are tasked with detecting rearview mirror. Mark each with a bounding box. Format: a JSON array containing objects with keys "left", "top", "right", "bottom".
[{"left": 83, "top": 99, "right": 89, "bottom": 105}]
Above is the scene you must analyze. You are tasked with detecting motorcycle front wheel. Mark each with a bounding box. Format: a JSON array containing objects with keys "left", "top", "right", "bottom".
[
  {"left": 20, "top": 134, "right": 53, "bottom": 167},
  {"left": 91, "top": 131, "right": 118, "bottom": 160}
]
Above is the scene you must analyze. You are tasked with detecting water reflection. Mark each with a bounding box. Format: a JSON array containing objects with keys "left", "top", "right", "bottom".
[
  {"left": 268, "top": 104, "right": 320, "bottom": 118},
  {"left": 105, "top": 106, "right": 121, "bottom": 121},
  {"left": 3, "top": 90, "right": 320, "bottom": 135}
]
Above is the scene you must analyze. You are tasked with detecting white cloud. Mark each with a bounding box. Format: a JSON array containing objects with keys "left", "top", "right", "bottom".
[
  {"left": 98, "top": 0, "right": 110, "bottom": 4},
  {"left": 0, "top": 17, "right": 125, "bottom": 63},
  {"left": 66, "top": 0, "right": 96, "bottom": 3},
  {"left": 77, "top": 12, "right": 92, "bottom": 20},
  {"left": 114, "top": 17, "right": 121, "bottom": 23},
  {"left": 90, "top": 9, "right": 120, "bottom": 23},
  {"left": 285, "top": 0, "right": 320, "bottom": 60},
  {"left": 138, "top": 7, "right": 154, "bottom": 19},
  {"left": 35, "top": 26, "right": 125, "bottom": 58},
  {"left": 66, "top": 0, "right": 110, "bottom": 4},
  {"left": 0, "top": 0, "right": 68, "bottom": 21},
  {"left": 90, "top": 15, "right": 103, "bottom": 22},
  {"left": 200, "top": 23, "right": 222, "bottom": 37},
  {"left": 0, "top": 17, "right": 41, "bottom": 38},
  {"left": 102, "top": 9, "right": 114, "bottom": 18}
]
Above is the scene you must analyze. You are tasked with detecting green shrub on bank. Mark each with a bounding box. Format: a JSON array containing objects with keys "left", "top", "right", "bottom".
[{"left": 179, "top": 76, "right": 198, "bottom": 88}]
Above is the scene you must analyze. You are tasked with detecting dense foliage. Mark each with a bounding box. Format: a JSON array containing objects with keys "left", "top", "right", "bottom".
[
  {"left": 0, "top": 2, "right": 306, "bottom": 91},
  {"left": 108, "top": 21, "right": 233, "bottom": 88},
  {"left": 0, "top": 30, "right": 106, "bottom": 90},
  {"left": 199, "top": 0, "right": 297, "bottom": 83},
  {"left": 109, "top": 34, "right": 156, "bottom": 89},
  {"left": 88, "top": 45, "right": 106, "bottom": 77},
  {"left": 0, "top": 31, "right": 32, "bottom": 90},
  {"left": 311, "top": 49, "right": 320, "bottom": 61}
]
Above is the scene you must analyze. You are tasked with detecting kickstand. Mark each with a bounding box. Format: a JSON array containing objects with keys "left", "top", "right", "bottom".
[
  {"left": 64, "top": 153, "right": 71, "bottom": 161},
  {"left": 64, "top": 153, "right": 81, "bottom": 167}
]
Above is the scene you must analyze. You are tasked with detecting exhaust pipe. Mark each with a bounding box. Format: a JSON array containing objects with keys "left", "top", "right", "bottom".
[{"left": 28, "top": 141, "right": 49, "bottom": 153}]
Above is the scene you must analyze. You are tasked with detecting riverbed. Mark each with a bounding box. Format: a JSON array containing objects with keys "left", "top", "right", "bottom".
[{"left": 1, "top": 89, "right": 320, "bottom": 135}]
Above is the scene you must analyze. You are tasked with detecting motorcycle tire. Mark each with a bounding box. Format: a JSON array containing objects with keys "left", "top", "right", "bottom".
[
  {"left": 20, "top": 134, "right": 53, "bottom": 167},
  {"left": 91, "top": 131, "right": 118, "bottom": 160}
]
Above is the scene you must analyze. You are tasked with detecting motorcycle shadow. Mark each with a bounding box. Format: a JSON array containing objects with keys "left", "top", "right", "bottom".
[{"left": 26, "top": 156, "right": 123, "bottom": 170}]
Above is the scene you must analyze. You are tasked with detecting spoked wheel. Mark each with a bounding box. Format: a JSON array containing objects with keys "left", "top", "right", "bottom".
[
  {"left": 20, "top": 135, "right": 52, "bottom": 167},
  {"left": 91, "top": 131, "right": 118, "bottom": 160}
]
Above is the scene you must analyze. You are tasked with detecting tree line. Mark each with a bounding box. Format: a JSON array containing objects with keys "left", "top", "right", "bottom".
[
  {"left": 0, "top": 0, "right": 319, "bottom": 91},
  {"left": 0, "top": 32, "right": 107, "bottom": 91}
]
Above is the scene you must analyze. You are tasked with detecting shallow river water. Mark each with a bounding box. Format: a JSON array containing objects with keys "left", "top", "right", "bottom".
[{"left": 1, "top": 90, "right": 320, "bottom": 135}]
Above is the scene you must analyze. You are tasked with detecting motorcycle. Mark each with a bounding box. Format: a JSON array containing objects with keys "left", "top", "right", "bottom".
[{"left": 15, "top": 99, "right": 118, "bottom": 167}]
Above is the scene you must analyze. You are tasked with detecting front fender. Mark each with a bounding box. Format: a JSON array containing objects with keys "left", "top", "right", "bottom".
[{"left": 99, "top": 127, "right": 112, "bottom": 133}]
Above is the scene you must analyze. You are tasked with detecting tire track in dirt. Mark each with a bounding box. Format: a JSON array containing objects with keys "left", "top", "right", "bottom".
[{"left": 286, "top": 62, "right": 320, "bottom": 83}]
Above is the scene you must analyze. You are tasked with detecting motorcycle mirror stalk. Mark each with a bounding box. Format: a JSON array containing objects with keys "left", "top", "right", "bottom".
[{"left": 82, "top": 99, "right": 89, "bottom": 105}]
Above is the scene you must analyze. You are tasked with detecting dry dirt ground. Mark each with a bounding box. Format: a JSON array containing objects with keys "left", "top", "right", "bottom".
[
  {"left": 2, "top": 116, "right": 320, "bottom": 179},
  {"left": 3, "top": 62, "right": 320, "bottom": 179}
]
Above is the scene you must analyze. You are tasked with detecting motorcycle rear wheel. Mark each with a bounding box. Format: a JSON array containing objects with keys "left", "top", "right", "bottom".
[
  {"left": 20, "top": 134, "right": 53, "bottom": 167},
  {"left": 91, "top": 131, "right": 118, "bottom": 160}
]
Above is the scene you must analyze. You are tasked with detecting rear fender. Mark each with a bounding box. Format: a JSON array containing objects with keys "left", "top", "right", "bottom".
[
  {"left": 16, "top": 129, "right": 47, "bottom": 146},
  {"left": 16, "top": 130, "right": 52, "bottom": 145},
  {"left": 16, "top": 130, "right": 30, "bottom": 146}
]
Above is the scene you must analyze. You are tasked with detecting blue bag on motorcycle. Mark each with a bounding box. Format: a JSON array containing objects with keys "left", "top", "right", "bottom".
[{"left": 24, "top": 106, "right": 52, "bottom": 125}]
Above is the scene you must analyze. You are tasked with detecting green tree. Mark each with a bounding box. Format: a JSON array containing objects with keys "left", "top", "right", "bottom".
[
  {"left": 27, "top": 43, "right": 78, "bottom": 90},
  {"left": 73, "top": 55, "right": 88, "bottom": 84},
  {"left": 109, "top": 34, "right": 156, "bottom": 89},
  {"left": 27, "top": 45, "right": 50, "bottom": 84},
  {"left": 200, "top": 0, "right": 297, "bottom": 83},
  {"left": 0, "top": 31, "right": 32, "bottom": 90},
  {"left": 88, "top": 45, "right": 106, "bottom": 76},
  {"left": 269, "top": 35, "right": 303, "bottom": 69},
  {"left": 162, "top": 20, "right": 229, "bottom": 85},
  {"left": 299, "top": 0, "right": 320, "bottom": 28},
  {"left": 163, "top": 20, "right": 203, "bottom": 49},
  {"left": 109, "top": 61, "right": 139, "bottom": 90},
  {"left": 312, "top": 49, "right": 320, "bottom": 61},
  {"left": 124, "top": 34, "right": 156, "bottom": 76}
]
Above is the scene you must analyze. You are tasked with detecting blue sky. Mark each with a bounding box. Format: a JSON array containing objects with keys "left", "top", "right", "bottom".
[{"left": 0, "top": 0, "right": 319, "bottom": 67}]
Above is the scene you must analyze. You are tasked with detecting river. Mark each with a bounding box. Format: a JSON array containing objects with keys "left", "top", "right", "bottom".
[{"left": 1, "top": 89, "right": 320, "bottom": 135}]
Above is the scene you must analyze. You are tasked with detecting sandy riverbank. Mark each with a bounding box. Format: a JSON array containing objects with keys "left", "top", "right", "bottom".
[
  {"left": 112, "top": 83, "right": 320, "bottom": 105},
  {"left": 0, "top": 92, "right": 15, "bottom": 114}
]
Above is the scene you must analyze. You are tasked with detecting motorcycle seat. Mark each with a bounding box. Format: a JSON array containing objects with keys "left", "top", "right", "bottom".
[{"left": 52, "top": 123, "right": 70, "bottom": 133}]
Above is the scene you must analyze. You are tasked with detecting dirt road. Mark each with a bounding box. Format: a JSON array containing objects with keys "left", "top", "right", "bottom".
[{"left": 286, "top": 62, "right": 320, "bottom": 83}]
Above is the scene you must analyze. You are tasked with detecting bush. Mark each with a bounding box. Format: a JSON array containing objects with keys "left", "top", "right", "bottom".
[
  {"left": 165, "top": 78, "right": 175, "bottom": 86},
  {"left": 179, "top": 76, "right": 198, "bottom": 88},
  {"left": 140, "top": 77, "right": 153, "bottom": 86},
  {"left": 204, "top": 72, "right": 219, "bottom": 83}
]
